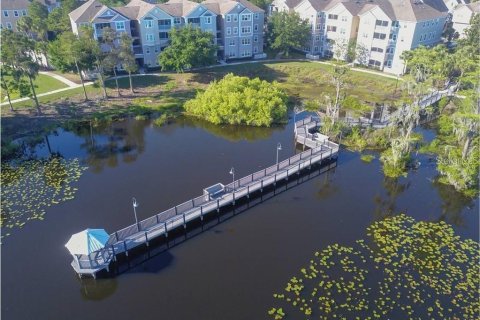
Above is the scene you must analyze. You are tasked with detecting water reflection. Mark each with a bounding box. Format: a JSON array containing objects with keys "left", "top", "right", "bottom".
[
  {"left": 373, "top": 177, "right": 411, "bottom": 219},
  {"left": 433, "top": 179, "right": 476, "bottom": 227},
  {"left": 64, "top": 120, "right": 146, "bottom": 172},
  {"left": 176, "top": 117, "right": 283, "bottom": 142},
  {"left": 79, "top": 278, "right": 118, "bottom": 301}
]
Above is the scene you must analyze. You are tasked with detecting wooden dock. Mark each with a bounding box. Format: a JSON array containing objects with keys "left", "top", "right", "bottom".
[{"left": 70, "top": 116, "right": 339, "bottom": 278}]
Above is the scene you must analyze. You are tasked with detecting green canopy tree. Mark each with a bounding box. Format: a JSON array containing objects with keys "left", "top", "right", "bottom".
[
  {"left": 267, "top": 11, "right": 310, "bottom": 57},
  {"left": 159, "top": 24, "right": 217, "bottom": 72},
  {"left": 118, "top": 33, "right": 138, "bottom": 94},
  {"left": 1, "top": 30, "right": 41, "bottom": 113},
  {"left": 47, "top": 0, "right": 79, "bottom": 34},
  {"left": 102, "top": 27, "right": 121, "bottom": 96}
]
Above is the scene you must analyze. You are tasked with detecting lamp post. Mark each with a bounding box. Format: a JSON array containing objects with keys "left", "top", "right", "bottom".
[
  {"left": 276, "top": 142, "right": 282, "bottom": 169},
  {"left": 229, "top": 167, "right": 235, "bottom": 191},
  {"left": 132, "top": 197, "right": 139, "bottom": 229}
]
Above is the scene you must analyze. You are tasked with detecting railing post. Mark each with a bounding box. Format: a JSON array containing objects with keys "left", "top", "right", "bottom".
[
  {"left": 261, "top": 179, "right": 263, "bottom": 192},
  {"left": 164, "top": 222, "right": 168, "bottom": 237},
  {"left": 191, "top": 199, "right": 195, "bottom": 207},
  {"left": 247, "top": 185, "right": 250, "bottom": 198},
  {"left": 233, "top": 191, "right": 236, "bottom": 205},
  {"left": 274, "top": 173, "right": 277, "bottom": 186},
  {"left": 145, "top": 231, "right": 149, "bottom": 247},
  {"left": 124, "top": 240, "right": 128, "bottom": 256},
  {"left": 217, "top": 199, "right": 220, "bottom": 212},
  {"left": 156, "top": 214, "right": 159, "bottom": 224},
  {"left": 175, "top": 206, "right": 178, "bottom": 215},
  {"left": 298, "top": 163, "right": 301, "bottom": 175},
  {"left": 183, "top": 213, "right": 186, "bottom": 229},
  {"left": 114, "top": 232, "right": 119, "bottom": 242},
  {"left": 200, "top": 206, "right": 203, "bottom": 221},
  {"left": 111, "top": 245, "right": 116, "bottom": 262}
]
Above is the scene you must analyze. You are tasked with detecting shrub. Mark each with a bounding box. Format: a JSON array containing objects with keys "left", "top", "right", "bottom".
[{"left": 184, "top": 74, "right": 288, "bottom": 126}]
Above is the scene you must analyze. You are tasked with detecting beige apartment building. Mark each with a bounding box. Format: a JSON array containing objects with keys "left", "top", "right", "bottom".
[{"left": 1, "top": 0, "right": 59, "bottom": 31}]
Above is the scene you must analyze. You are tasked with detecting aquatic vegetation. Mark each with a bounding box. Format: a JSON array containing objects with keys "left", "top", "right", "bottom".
[
  {"left": 269, "top": 214, "right": 479, "bottom": 319},
  {"left": 360, "top": 154, "right": 375, "bottom": 163},
  {"left": 1, "top": 157, "right": 87, "bottom": 242}
]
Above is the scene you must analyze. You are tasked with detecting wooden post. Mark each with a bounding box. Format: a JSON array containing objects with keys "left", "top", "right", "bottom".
[
  {"left": 200, "top": 206, "right": 204, "bottom": 221},
  {"left": 247, "top": 185, "right": 250, "bottom": 198},
  {"left": 261, "top": 179, "right": 263, "bottom": 192},
  {"left": 233, "top": 191, "right": 236, "bottom": 205},
  {"left": 114, "top": 232, "right": 119, "bottom": 242},
  {"left": 298, "top": 163, "right": 301, "bottom": 175},
  {"left": 175, "top": 206, "right": 178, "bottom": 215},
  {"left": 164, "top": 222, "right": 168, "bottom": 238},
  {"left": 183, "top": 213, "right": 186, "bottom": 229},
  {"left": 217, "top": 199, "right": 220, "bottom": 212},
  {"left": 191, "top": 199, "right": 195, "bottom": 207},
  {"left": 156, "top": 214, "right": 159, "bottom": 224},
  {"left": 274, "top": 173, "right": 277, "bottom": 186},
  {"left": 124, "top": 240, "right": 128, "bottom": 257},
  {"left": 145, "top": 231, "right": 149, "bottom": 247}
]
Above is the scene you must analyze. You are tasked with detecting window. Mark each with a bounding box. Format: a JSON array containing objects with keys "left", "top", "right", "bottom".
[
  {"left": 158, "top": 19, "right": 172, "bottom": 28},
  {"left": 174, "top": 17, "right": 181, "bottom": 24},
  {"left": 95, "top": 22, "right": 110, "bottom": 30},
  {"left": 188, "top": 18, "right": 200, "bottom": 24},
  {"left": 6, "top": 22, "right": 12, "bottom": 29},
  {"left": 362, "top": 33, "right": 368, "bottom": 38},
  {"left": 241, "top": 14, "right": 251, "bottom": 21},
  {"left": 386, "top": 47, "right": 394, "bottom": 54},
  {"left": 115, "top": 21, "right": 125, "bottom": 31},
  {"left": 241, "top": 26, "right": 251, "bottom": 34},
  {"left": 145, "top": 20, "right": 153, "bottom": 28},
  {"left": 386, "top": 60, "right": 392, "bottom": 67},
  {"left": 375, "top": 20, "right": 388, "bottom": 27},
  {"left": 22, "top": 10, "right": 27, "bottom": 16},
  {"left": 159, "top": 32, "right": 169, "bottom": 39},
  {"left": 316, "top": 23, "right": 321, "bottom": 29},
  {"left": 371, "top": 47, "right": 384, "bottom": 53},
  {"left": 328, "top": 14, "right": 338, "bottom": 20},
  {"left": 229, "top": 39, "right": 235, "bottom": 46},
  {"left": 228, "top": 51, "right": 236, "bottom": 58},
  {"left": 389, "top": 33, "right": 397, "bottom": 40},
  {"left": 3, "top": 10, "right": 8, "bottom": 17},
  {"left": 241, "top": 38, "right": 251, "bottom": 45},
  {"left": 14, "top": 10, "right": 18, "bottom": 17},
  {"left": 146, "top": 47, "right": 150, "bottom": 54},
  {"left": 314, "top": 46, "right": 318, "bottom": 52},
  {"left": 368, "top": 59, "right": 381, "bottom": 67},
  {"left": 392, "top": 21, "right": 399, "bottom": 27},
  {"left": 234, "top": 27, "right": 238, "bottom": 34},
  {"left": 254, "top": 24, "right": 258, "bottom": 31},
  {"left": 233, "top": 15, "right": 238, "bottom": 22},
  {"left": 254, "top": 46, "right": 258, "bottom": 53},
  {"left": 241, "top": 50, "right": 251, "bottom": 57},
  {"left": 315, "top": 35, "right": 320, "bottom": 41},
  {"left": 340, "top": 28, "right": 346, "bottom": 35},
  {"left": 254, "top": 35, "right": 258, "bottom": 43},
  {"left": 226, "top": 15, "right": 231, "bottom": 22},
  {"left": 254, "top": 13, "right": 259, "bottom": 19},
  {"left": 0, "top": 24, "right": 2, "bottom": 29},
  {"left": 146, "top": 33, "right": 154, "bottom": 42},
  {"left": 227, "top": 27, "right": 231, "bottom": 35},
  {"left": 327, "top": 25, "right": 337, "bottom": 32},
  {"left": 204, "top": 16, "right": 211, "bottom": 24},
  {"left": 341, "top": 16, "right": 347, "bottom": 22},
  {"left": 373, "top": 32, "right": 386, "bottom": 39}
]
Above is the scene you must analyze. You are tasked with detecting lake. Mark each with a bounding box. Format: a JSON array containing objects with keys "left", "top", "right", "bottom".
[{"left": 1, "top": 115, "right": 478, "bottom": 320}]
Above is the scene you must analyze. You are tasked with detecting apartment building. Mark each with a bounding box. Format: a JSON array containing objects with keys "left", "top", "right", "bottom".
[
  {"left": 271, "top": 0, "right": 448, "bottom": 75},
  {"left": 1, "top": 0, "right": 59, "bottom": 31},
  {"left": 69, "top": 0, "right": 265, "bottom": 68},
  {"left": 451, "top": 2, "right": 479, "bottom": 38}
]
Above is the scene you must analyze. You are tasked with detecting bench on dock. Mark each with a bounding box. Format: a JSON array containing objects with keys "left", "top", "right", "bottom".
[{"left": 203, "top": 183, "right": 225, "bottom": 201}]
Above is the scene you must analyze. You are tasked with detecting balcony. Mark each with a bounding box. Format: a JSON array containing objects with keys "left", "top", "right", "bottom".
[{"left": 132, "top": 45, "right": 143, "bottom": 56}]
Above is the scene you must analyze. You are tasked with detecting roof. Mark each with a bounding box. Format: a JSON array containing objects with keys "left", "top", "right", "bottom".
[
  {"left": 347, "top": 0, "right": 448, "bottom": 22},
  {"left": 69, "top": 0, "right": 105, "bottom": 23},
  {"left": 1, "top": 0, "right": 33, "bottom": 10},
  {"left": 126, "top": 0, "right": 155, "bottom": 19},
  {"left": 114, "top": 6, "right": 140, "bottom": 20},
  {"left": 202, "top": 0, "right": 264, "bottom": 14}
]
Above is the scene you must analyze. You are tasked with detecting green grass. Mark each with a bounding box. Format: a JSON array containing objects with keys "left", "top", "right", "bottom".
[
  {"left": 2, "top": 61, "right": 402, "bottom": 114},
  {"left": 2, "top": 74, "right": 68, "bottom": 100}
]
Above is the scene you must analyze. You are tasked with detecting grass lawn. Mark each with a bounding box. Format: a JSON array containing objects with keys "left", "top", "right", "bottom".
[
  {"left": 2, "top": 74, "right": 68, "bottom": 101},
  {"left": 2, "top": 61, "right": 402, "bottom": 114}
]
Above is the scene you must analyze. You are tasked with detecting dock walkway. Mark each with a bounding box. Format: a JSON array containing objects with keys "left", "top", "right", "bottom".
[{"left": 70, "top": 116, "right": 339, "bottom": 277}]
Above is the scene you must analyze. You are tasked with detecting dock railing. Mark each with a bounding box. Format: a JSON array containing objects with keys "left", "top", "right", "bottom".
[{"left": 73, "top": 116, "right": 339, "bottom": 271}]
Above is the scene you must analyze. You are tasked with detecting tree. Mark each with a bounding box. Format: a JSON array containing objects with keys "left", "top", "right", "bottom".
[
  {"left": 118, "top": 33, "right": 138, "bottom": 94},
  {"left": 0, "top": 66, "right": 17, "bottom": 112},
  {"left": 249, "top": 0, "right": 271, "bottom": 11},
  {"left": 48, "top": 31, "right": 96, "bottom": 100},
  {"left": 27, "top": 1, "right": 50, "bottom": 67},
  {"left": 47, "top": 0, "right": 79, "bottom": 34},
  {"left": 1, "top": 30, "right": 41, "bottom": 113},
  {"left": 184, "top": 74, "right": 288, "bottom": 126},
  {"left": 328, "top": 65, "right": 349, "bottom": 125},
  {"left": 267, "top": 11, "right": 310, "bottom": 57},
  {"left": 159, "top": 24, "right": 217, "bottom": 72},
  {"left": 101, "top": 27, "right": 121, "bottom": 96}
]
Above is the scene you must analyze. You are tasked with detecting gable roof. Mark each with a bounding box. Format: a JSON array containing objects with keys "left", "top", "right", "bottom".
[
  {"left": 202, "top": 0, "right": 263, "bottom": 14},
  {"left": 69, "top": 0, "right": 105, "bottom": 23}
]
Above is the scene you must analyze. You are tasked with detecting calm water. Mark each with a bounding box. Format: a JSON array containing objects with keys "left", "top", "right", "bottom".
[{"left": 2, "top": 116, "right": 478, "bottom": 320}]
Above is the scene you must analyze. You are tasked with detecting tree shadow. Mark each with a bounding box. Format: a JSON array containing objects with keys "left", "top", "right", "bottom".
[
  {"left": 188, "top": 63, "right": 290, "bottom": 85},
  {"left": 105, "top": 75, "right": 169, "bottom": 90}
]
